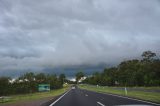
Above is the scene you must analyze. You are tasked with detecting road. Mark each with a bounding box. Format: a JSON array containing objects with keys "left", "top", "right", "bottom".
[{"left": 49, "top": 87, "right": 160, "bottom": 106}]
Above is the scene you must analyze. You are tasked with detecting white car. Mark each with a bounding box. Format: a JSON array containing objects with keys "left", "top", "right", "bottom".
[{"left": 72, "top": 86, "right": 75, "bottom": 89}]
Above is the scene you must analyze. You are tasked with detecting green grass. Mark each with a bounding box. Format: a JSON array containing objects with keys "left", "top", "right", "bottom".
[
  {"left": 79, "top": 84, "right": 160, "bottom": 103},
  {"left": 0, "top": 86, "right": 69, "bottom": 104}
]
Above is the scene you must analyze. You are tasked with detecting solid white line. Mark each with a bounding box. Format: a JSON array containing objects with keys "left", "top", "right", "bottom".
[
  {"left": 97, "top": 101, "right": 105, "bottom": 106},
  {"left": 49, "top": 89, "right": 71, "bottom": 106},
  {"left": 84, "top": 89, "right": 160, "bottom": 106},
  {"left": 100, "top": 92, "right": 160, "bottom": 106}
]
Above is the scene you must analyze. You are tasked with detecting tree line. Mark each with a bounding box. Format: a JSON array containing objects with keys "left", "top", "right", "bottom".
[
  {"left": 0, "top": 73, "right": 66, "bottom": 96},
  {"left": 0, "top": 50, "right": 159, "bottom": 96},
  {"left": 83, "top": 51, "right": 160, "bottom": 87}
]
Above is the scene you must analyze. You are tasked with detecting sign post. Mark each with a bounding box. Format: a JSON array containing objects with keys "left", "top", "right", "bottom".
[{"left": 125, "top": 87, "right": 127, "bottom": 95}]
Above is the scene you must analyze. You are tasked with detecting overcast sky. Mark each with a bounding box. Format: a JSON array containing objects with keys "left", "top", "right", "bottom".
[{"left": 0, "top": 0, "right": 160, "bottom": 76}]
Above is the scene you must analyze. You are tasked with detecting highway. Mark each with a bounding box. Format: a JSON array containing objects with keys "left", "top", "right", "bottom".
[{"left": 49, "top": 87, "right": 160, "bottom": 106}]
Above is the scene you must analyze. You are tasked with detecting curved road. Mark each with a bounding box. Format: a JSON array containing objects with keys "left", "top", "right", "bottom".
[{"left": 49, "top": 88, "right": 160, "bottom": 106}]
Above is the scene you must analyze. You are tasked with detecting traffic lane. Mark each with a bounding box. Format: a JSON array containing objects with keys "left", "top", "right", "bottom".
[
  {"left": 80, "top": 88, "right": 159, "bottom": 106},
  {"left": 51, "top": 88, "right": 159, "bottom": 106},
  {"left": 53, "top": 88, "right": 97, "bottom": 106}
]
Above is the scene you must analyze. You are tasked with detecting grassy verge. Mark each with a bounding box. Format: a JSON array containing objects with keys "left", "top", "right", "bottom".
[
  {"left": 0, "top": 86, "right": 69, "bottom": 105},
  {"left": 79, "top": 84, "right": 160, "bottom": 103}
]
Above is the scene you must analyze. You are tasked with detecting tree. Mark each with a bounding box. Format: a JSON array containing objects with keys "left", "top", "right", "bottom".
[
  {"left": 141, "top": 51, "right": 160, "bottom": 86},
  {"left": 23, "top": 72, "right": 37, "bottom": 92},
  {"left": 0, "top": 77, "right": 10, "bottom": 95},
  {"left": 142, "top": 51, "right": 156, "bottom": 61},
  {"left": 92, "top": 72, "right": 101, "bottom": 85},
  {"left": 102, "top": 68, "right": 117, "bottom": 86},
  {"left": 21, "top": 72, "right": 35, "bottom": 82},
  {"left": 75, "top": 72, "right": 84, "bottom": 83},
  {"left": 117, "top": 59, "right": 144, "bottom": 86},
  {"left": 35, "top": 73, "right": 46, "bottom": 83},
  {"left": 0, "top": 72, "right": 66, "bottom": 95},
  {"left": 59, "top": 74, "right": 66, "bottom": 84},
  {"left": 46, "top": 74, "right": 63, "bottom": 89}
]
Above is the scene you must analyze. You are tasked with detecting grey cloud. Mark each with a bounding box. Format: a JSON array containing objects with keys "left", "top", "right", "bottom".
[{"left": 0, "top": 0, "right": 160, "bottom": 76}]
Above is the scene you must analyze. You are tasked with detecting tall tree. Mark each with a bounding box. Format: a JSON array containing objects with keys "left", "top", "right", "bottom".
[
  {"left": 35, "top": 73, "right": 46, "bottom": 83},
  {"left": 75, "top": 71, "right": 84, "bottom": 83},
  {"left": 142, "top": 51, "right": 156, "bottom": 61},
  {"left": 0, "top": 77, "right": 10, "bottom": 95},
  {"left": 59, "top": 74, "right": 66, "bottom": 84}
]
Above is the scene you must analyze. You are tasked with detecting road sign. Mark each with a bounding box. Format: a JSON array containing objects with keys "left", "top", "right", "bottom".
[{"left": 38, "top": 84, "right": 50, "bottom": 92}]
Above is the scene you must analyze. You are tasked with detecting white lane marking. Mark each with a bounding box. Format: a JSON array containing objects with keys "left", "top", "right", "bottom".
[
  {"left": 99, "top": 92, "right": 160, "bottom": 106},
  {"left": 49, "top": 89, "right": 71, "bottom": 106},
  {"left": 116, "top": 104, "right": 152, "bottom": 106},
  {"left": 97, "top": 102, "right": 105, "bottom": 106},
  {"left": 85, "top": 94, "right": 88, "bottom": 96},
  {"left": 84, "top": 89, "right": 160, "bottom": 106}
]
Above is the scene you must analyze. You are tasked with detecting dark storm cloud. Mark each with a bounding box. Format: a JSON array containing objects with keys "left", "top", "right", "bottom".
[{"left": 0, "top": 0, "right": 160, "bottom": 75}]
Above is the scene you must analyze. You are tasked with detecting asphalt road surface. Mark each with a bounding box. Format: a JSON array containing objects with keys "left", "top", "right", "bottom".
[{"left": 49, "top": 87, "right": 160, "bottom": 106}]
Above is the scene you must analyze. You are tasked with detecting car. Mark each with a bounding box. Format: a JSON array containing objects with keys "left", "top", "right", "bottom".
[{"left": 72, "top": 86, "right": 75, "bottom": 89}]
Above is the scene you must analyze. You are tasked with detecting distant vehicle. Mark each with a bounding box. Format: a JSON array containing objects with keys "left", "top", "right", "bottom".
[{"left": 72, "top": 86, "right": 75, "bottom": 89}]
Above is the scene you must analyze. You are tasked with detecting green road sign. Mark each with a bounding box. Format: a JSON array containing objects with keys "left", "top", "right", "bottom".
[{"left": 38, "top": 84, "right": 50, "bottom": 92}]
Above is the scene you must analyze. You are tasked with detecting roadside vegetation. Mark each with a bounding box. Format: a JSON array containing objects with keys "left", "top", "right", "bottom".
[
  {"left": 83, "top": 51, "right": 160, "bottom": 87},
  {"left": 0, "top": 86, "right": 69, "bottom": 104},
  {"left": 76, "top": 51, "right": 160, "bottom": 103},
  {"left": 0, "top": 72, "right": 70, "bottom": 104},
  {"left": 79, "top": 84, "right": 160, "bottom": 103},
  {"left": 0, "top": 73, "right": 66, "bottom": 96},
  {"left": 0, "top": 50, "right": 160, "bottom": 104}
]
